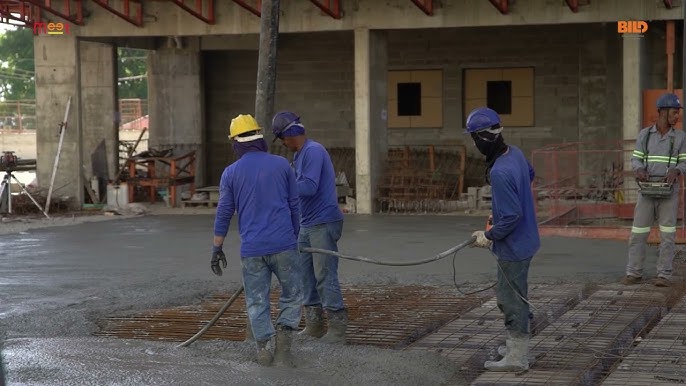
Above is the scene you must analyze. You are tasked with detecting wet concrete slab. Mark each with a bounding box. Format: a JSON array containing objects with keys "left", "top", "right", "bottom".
[{"left": 0, "top": 214, "right": 635, "bottom": 385}]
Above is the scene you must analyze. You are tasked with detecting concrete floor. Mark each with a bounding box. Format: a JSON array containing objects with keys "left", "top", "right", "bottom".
[{"left": 0, "top": 214, "right": 638, "bottom": 385}]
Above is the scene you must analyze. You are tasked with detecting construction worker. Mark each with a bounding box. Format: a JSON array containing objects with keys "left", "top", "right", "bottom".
[
  {"left": 211, "top": 114, "right": 303, "bottom": 367},
  {"left": 271, "top": 111, "right": 348, "bottom": 344},
  {"left": 623, "top": 93, "right": 686, "bottom": 287},
  {"left": 466, "top": 107, "right": 540, "bottom": 372}
]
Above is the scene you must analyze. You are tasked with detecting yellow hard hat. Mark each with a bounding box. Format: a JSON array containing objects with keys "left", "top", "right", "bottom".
[{"left": 229, "top": 114, "right": 261, "bottom": 140}]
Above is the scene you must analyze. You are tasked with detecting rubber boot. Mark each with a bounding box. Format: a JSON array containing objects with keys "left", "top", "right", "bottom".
[
  {"left": 298, "top": 305, "right": 326, "bottom": 338},
  {"left": 273, "top": 325, "right": 295, "bottom": 368},
  {"left": 497, "top": 330, "right": 511, "bottom": 357},
  {"left": 320, "top": 309, "right": 348, "bottom": 344},
  {"left": 484, "top": 336, "right": 529, "bottom": 372},
  {"left": 256, "top": 340, "right": 273, "bottom": 366},
  {"left": 244, "top": 321, "right": 254, "bottom": 342}
]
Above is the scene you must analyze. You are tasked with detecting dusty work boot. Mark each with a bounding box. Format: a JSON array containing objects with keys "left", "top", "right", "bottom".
[
  {"left": 655, "top": 277, "right": 672, "bottom": 287},
  {"left": 620, "top": 275, "right": 642, "bottom": 285},
  {"left": 244, "top": 321, "right": 255, "bottom": 342},
  {"left": 321, "top": 309, "right": 348, "bottom": 344},
  {"left": 273, "top": 325, "right": 296, "bottom": 368},
  {"left": 298, "top": 305, "right": 326, "bottom": 338},
  {"left": 256, "top": 340, "right": 273, "bottom": 366},
  {"left": 484, "top": 336, "right": 529, "bottom": 372}
]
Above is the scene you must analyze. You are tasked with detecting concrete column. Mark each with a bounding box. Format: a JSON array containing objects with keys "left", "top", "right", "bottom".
[
  {"left": 148, "top": 38, "right": 205, "bottom": 197},
  {"left": 354, "top": 28, "right": 388, "bottom": 214},
  {"left": 622, "top": 34, "right": 646, "bottom": 201},
  {"left": 79, "top": 41, "right": 118, "bottom": 193},
  {"left": 34, "top": 35, "right": 82, "bottom": 205}
]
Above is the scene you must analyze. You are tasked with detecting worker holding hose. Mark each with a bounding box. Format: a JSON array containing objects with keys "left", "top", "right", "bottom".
[
  {"left": 465, "top": 107, "right": 540, "bottom": 372},
  {"left": 623, "top": 93, "right": 686, "bottom": 288},
  {"left": 212, "top": 114, "right": 303, "bottom": 367},
  {"left": 272, "top": 111, "right": 348, "bottom": 344}
]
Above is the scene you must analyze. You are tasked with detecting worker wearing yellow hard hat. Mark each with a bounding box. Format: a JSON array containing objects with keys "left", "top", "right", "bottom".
[{"left": 212, "top": 113, "right": 303, "bottom": 367}]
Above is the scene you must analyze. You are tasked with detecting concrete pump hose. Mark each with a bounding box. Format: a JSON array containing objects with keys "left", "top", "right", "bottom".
[
  {"left": 301, "top": 236, "right": 477, "bottom": 266},
  {"left": 178, "top": 237, "right": 476, "bottom": 348},
  {"left": 176, "top": 285, "right": 245, "bottom": 348}
]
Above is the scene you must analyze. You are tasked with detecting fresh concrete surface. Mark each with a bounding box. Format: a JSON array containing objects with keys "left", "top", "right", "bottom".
[{"left": 0, "top": 213, "right": 638, "bottom": 385}]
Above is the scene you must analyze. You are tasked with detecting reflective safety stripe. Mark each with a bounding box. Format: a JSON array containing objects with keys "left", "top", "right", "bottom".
[
  {"left": 632, "top": 226, "right": 651, "bottom": 234},
  {"left": 659, "top": 225, "right": 677, "bottom": 233}
]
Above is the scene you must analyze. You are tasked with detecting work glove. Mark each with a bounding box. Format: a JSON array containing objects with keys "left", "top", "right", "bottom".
[
  {"left": 635, "top": 168, "right": 649, "bottom": 182},
  {"left": 665, "top": 168, "right": 681, "bottom": 184},
  {"left": 211, "top": 245, "right": 228, "bottom": 276},
  {"left": 470, "top": 231, "right": 492, "bottom": 249}
]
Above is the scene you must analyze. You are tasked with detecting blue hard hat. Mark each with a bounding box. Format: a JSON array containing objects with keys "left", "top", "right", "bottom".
[
  {"left": 656, "top": 93, "right": 682, "bottom": 109},
  {"left": 272, "top": 111, "right": 300, "bottom": 137},
  {"left": 465, "top": 107, "right": 501, "bottom": 133}
]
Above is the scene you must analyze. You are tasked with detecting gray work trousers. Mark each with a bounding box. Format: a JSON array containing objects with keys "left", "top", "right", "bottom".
[{"left": 626, "top": 191, "right": 679, "bottom": 280}]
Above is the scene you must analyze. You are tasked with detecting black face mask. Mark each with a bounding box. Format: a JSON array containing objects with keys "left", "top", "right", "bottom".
[{"left": 471, "top": 131, "right": 508, "bottom": 184}]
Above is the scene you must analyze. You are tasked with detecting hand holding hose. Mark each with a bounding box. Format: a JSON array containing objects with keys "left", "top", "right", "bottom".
[{"left": 470, "top": 231, "right": 492, "bottom": 249}]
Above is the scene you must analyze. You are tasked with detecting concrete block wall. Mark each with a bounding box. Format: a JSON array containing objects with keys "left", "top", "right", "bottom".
[
  {"left": 386, "top": 24, "right": 624, "bottom": 161},
  {"left": 204, "top": 32, "right": 355, "bottom": 185}
]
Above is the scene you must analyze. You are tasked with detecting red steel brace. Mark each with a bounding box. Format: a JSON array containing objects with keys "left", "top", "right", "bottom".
[
  {"left": 232, "top": 0, "right": 261, "bottom": 17},
  {"left": 310, "top": 0, "right": 341, "bottom": 19},
  {"left": 91, "top": 0, "right": 143, "bottom": 27},
  {"left": 0, "top": 2, "right": 39, "bottom": 26},
  {"left": 23, "top": 0, "right": 83, "bottom": 25},
  {"left": 565, "top": 0, "right": 579, "bottom": 12},
  {"left": 488, "top": 0, "right": 508, "bottom": 15},
  {"left": 172, "top": 0, "right": 215, "bottom": 24},
  {"left": 410, "top": 0, "right": 432, "bottom": 16}
]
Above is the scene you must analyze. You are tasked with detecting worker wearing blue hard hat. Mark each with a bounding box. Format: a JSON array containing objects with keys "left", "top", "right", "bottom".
[
  {"left": 623, "top": 93, "right": 686, "bottom": 288},
  {"left": 272, "top": 111, "right": 348, "bottom": 344},
  {"left": 465, "top": 107, "right": 539, "bottom": 372}
]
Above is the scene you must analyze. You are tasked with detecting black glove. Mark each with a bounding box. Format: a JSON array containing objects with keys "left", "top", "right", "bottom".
[
  {"left": 211, "top": 245, "right": 227, "bottom": 276},
  {"left": 635, "top": 168, "right": 649, "bottom": 182},
  {"left": 666, "top": 168, "right": 681, "bottom": 184}
]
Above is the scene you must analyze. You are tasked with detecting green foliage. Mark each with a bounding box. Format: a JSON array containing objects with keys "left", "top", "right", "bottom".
[
  {"left": 0, "top": 28, "right": 148, "bottom": 102},
  {"left": 0, "top": 27, "right": 35, "bottom": 101},
  {"left": 117, "top": 47, "right": 148, "bottom": 101}
]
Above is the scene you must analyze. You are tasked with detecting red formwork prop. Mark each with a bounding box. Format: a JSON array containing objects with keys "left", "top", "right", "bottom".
[
  {"left": 232, "top": 0, "right": 261, "bottom": 17},
  {"left": 488, "top": 0, "right": 508, "bottom": 14},
  {"left": 23, "top": 0, "right": 83, "bottom": 25},
  {"left": 0, "top": 1, "right": 39, "bottom": 26},
  {"left": 172, "top": 0, "right": 215, "bottom": 24},
  {"left": 410, "top": 0, "right": 432, "bottom": 15},
  {"left": 310, "top": 0, "right": 341, "bottom": 19},
  {"left": 532, "top": 140, "right": 686, "bottom": 243},
  {"left": 91, "top": 0, "right": 143, "bottom": 26}
]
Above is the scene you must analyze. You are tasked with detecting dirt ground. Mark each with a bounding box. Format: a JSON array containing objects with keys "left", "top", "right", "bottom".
[{"left": 0, "top": 207, "right": 634, "bottom": 386}]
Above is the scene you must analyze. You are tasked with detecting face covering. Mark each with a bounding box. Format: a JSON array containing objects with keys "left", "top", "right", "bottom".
[
  {"left": 471, "top": 131, "right": 508, "bottom": 184},
  {"left": 232, "top": 138, "right": 268, "bottom": 159}
]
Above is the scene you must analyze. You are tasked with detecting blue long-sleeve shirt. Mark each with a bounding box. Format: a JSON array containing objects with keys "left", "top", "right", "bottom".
[
  {"left": 293, "top": 139, "right": 344, "bottom": 227},
  {"left": 213, "top": 151, "right": 300, "bottom": 257},
  {"left": 484, "top": 145, "right": 540, "bottom": 261}
]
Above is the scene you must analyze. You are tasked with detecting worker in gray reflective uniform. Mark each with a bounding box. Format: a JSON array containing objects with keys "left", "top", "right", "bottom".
[{"left": 623, "top": 93, "right": 686, "bottom": 287}]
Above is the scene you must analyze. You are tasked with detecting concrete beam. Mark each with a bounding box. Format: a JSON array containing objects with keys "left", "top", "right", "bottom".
[{"left": 69, "top": 0, "right": 681, "bottom": 38}]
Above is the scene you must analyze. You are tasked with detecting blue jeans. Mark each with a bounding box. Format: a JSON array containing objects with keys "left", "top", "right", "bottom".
[
  {"left": 298, "top": 221, "right": 345, "bottom": 311},
  {"left": 495, "top": 257, "right": 532, "bottom": 337},
  {"left": 241, "top": 248, "right": 303, "bottom": 342}
]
